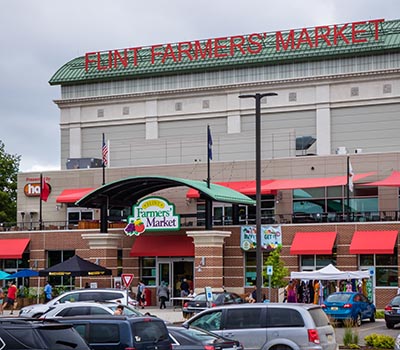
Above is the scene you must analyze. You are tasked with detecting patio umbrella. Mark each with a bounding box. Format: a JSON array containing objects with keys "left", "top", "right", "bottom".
[
  {"left": 38, "top": 255, "right": 112, "bottom": 277},
  {"left": 6, "top": 269, "right": 39, "bottom": 279},
  {"left": 0, "top": 271, "right": 10, "bottom": 280}
]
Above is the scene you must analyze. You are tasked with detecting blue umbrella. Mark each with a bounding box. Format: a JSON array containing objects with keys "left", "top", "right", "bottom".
[
  {"left": 6, "top": 269, "right": 38, "bottom": 279},
  {"left": 0, "top": 271, "right": 10, "bottom": 280}
]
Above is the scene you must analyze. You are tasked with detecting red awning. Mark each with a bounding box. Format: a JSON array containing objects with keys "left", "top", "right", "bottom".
[
  {"left": 56, "top": 188, "right": 96, "bottom": 203},
  {"left": 129, "top": 235, "right": 194, "bottom": 257},
  {"left": 349, "top": 230, "right": 398, "bottom": 254},
  {"left": 0, "top": 238, "right": 30, "bottom": 258},
  {"left": 361, "top": 171, "right": 400, "bottom": 187},
  {"left": 290, "top": 232, "right": 337, "bottom": 255},
  {"left": 186, "top": 180, "right": 275, "bottom": 198},
  {"left": 258, "top": 172, "right": 375, "bottom": 191}
]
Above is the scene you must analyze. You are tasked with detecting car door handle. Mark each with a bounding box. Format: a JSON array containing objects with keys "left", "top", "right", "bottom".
[{"left": 224, "top": 333, "right": 235, "bottom": 338}]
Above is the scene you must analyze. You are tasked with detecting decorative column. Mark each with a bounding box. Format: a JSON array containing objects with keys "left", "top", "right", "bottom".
[{"left": 186, "top": 230, "right": 231, "bottom": 293}]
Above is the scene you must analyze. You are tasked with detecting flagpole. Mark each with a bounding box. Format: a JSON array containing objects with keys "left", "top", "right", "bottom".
[
  {"left": 102, "top": 133, "right": 106, "bottom": 185},
  {"left": 205, "top": 125, "right": 213, "bottom": 230},
  {"left": 39, "top": 173, "right": 43, "bottom": 230},
  {"left": 346, "top": 155, "right": 350, "bottom": 222}
]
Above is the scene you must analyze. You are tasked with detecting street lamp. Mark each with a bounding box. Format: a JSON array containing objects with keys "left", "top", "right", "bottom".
[{"left": 239, "top": 92, "right": 278, "bottom": 302}]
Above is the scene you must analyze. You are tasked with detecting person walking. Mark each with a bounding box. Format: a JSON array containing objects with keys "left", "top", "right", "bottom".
[
  {"left": 2, "top": 281, "right": 18, "bottom": 314},
  {"left": 157, "top": 281, "right": 169, "bottom": 309},
  {"left": 136, "top": 280, "right": 146, "bottom": 309},
  {"left": 44, "top": 281, "right": 53, "bottom": 303}
]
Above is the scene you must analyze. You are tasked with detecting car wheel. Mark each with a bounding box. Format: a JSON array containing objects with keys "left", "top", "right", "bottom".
[
  {"left": 370, "top": 312, "right": 375, "bottom": 322},
  {"left": 270, "top": 346, "right": 292, "bottom": 350},
  {"left": 354, "top": 313, "right": 362, "bottom": 327},
  {"left": 386, "top": 322, "right": 395, "bottom": 329}
]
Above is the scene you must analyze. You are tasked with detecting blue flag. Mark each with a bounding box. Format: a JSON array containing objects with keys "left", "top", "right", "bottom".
[{"left": 207, "top": 125, "right": 213, "bottom": 160}]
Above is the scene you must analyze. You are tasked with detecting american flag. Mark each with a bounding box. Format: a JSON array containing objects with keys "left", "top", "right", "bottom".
[{"left": 102, "top": 135, "right": 109, "bottom": 166}]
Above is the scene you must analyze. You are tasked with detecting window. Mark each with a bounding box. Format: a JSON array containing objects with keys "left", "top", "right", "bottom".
[
  {"left": 89, "top": 324, "right": 119, "bottom": 343},
  {"left": 266, "top": 308, "right": 304, "bottom": 327},
  {"left": 245, "top": 251, "right": 270, "bottom": 286},
  {"left": 190, "top": 310, "right": 222, "bottom": 331},
  {"left": 225, "top": 308, "right": 262, "bottom": 328},
  {"left": 300, "top": 252, "right": 337, "bottom": 271},
  {"left": 360, "top": 249, "right": 398, "bottom": 287},
  {"left": 140, "top": 258, "right": 156, "bottom": 286}
]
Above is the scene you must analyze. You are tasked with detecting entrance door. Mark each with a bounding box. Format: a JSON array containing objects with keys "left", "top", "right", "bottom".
[{"left": 158, "top": 260, "right": 172, "bottom": 307}]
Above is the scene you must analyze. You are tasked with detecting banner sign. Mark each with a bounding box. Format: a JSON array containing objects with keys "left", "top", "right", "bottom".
[
  {"left": 124, "top": 196, "right": 180, "bottom": 236},
  {"left": 240, "top": 225, "right": 282, "bottom": 251}
]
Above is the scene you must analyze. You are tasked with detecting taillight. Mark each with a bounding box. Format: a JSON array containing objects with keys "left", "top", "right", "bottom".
[
  {"left": 308, "top": 329, "right": 320, "bottom": 344},
  {"left": 204, "top": 345, "right": 215, "bottom": 350},
  {"left": 343, "top": 303, "right": 352, "bottom": 309},
  {"left": 183, "top": 302, "right": 188, "bottom": 308},
  {"left": 211, "top": 303, "right": 216, "bottom": 308},
  {"left": 385, "top": 305, "right": 393, "bottom": 311}
]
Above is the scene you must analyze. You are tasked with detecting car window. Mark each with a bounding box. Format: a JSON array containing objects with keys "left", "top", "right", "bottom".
[
  {"left": 63, "top": 307, "right": 92, "bottom": 316},
  {"left": 190, "top": 310, "right": 222, "bottom": 331},
  {"left": 325, "top": 293, "right": 351, "bottom": 303},
  {"left": 88, "top": 324, "right": 119, "bottom": 343},
  {"left": 59, "top": 292, "right": 80, "bottom": 303},
  {"left": 133, "top": 321, "right": 169, "bottom": 342},
  {"left": 391, "top": 296, "right": 400, "bottom": 306},
  {"left": 266, "top": 308, "right": 304, "bottom": 327},
  {"left": 359, "top": 294, "right": 368, "bottom": 303},
  {"left": 37, "top": 327, "right": 90, "bottom": 349},
  {"left": 225, "top": 308, "right": 263, "bottom": 328},
  {"left": 90, "top": 306, "right": 111, "bottom": 315},
  {"left": 73, "top": 324, "right": 87, "bottom": 339},
  {"left": 309, "top": 308, "right": 331, "bottom": 327}
]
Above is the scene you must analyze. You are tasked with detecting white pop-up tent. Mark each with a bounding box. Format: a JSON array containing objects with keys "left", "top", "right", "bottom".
[{"left": 290, "top": 264, "right": 370, "bottom": 280}]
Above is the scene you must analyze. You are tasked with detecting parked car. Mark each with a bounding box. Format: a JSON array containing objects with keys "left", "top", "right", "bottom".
[
  {"left": 39, "top": 301, "right": 144, "bottom": 318},
  {"left": 321, "top": 292, "right": 376, "bottom": 326},
  {"left": 384, "top": 293, "right": 400, "bottom": 328},
  {"left": 182, "top": 292, "right": 243, "bottom": 318},
  {"left": 19, "top": 288, "right": 136, "bottom": 318},
  {"left": 395, "top": 333, "right": 400, "bottom": 350},
  {"left": 183, "top": 303, "right": 337, "bottom": 350},
  {"left": 55, "top": 315, "right": 172, "bottom": 350},
  {"left": 0, "top": 317, "right": 91, "bottom": 350},
  {"left": 168, "top": 325, "right": 243, "bottom": 350}
]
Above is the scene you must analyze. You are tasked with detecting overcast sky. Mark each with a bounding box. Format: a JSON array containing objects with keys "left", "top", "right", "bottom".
[{"left": 0, "top": 0, "right": 398, "bottom": 172}]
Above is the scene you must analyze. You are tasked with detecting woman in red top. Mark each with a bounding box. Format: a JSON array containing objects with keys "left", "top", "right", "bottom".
[{"left": 1, "top": 281, "right": 18, "bottom": 315}]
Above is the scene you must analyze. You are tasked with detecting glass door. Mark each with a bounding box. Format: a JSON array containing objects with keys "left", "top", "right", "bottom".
[{"left": 158, "top": 260, "right": 172, "bottom": 307}]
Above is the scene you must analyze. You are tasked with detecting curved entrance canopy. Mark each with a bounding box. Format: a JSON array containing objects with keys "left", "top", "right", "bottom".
[{"left": 76, "top": 175, "right": 256, "bottom": 208}]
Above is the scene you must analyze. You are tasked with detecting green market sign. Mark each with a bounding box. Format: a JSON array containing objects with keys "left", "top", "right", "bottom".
[{"left": 124, "top": 197, "right": 180, "bottom": 236}]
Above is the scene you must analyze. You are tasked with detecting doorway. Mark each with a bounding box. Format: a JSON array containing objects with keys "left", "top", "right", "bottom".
[{"left": 157, "top": 258, "right": 193, "bottom": 307}]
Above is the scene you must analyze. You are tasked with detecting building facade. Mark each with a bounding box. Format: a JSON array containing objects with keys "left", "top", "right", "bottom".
[{"left": 6, "top": 18, "right": 400, "bottom": 307}]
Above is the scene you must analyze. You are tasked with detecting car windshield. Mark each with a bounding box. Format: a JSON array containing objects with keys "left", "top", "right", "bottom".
[
  {"left": 326, "top": 293, "right": 351, "bottom": 303},
  {"left": 193, "top": 294, "right": 218, "bottom": 302},
  {"left": 109, "top": 304, "right": 143, "bottom": 316},
  {"left": 390, "top": 296, "right": 400, "bottom": 306}
]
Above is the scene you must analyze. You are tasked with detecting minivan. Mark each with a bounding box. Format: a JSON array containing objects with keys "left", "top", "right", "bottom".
[
  {"left": 56, "top": 315, "right": 172, "bottom": 350},
  {"left": 182, "top": 303, "right": 337, "bottom": 350}
]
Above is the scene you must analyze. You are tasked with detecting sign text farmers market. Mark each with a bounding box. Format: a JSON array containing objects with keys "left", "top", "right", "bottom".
[{"left": 85, "top": 19, "right": 384, "bottom": 72}]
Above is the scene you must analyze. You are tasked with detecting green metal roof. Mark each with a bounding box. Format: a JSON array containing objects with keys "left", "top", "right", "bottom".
[
  {"left": 50, "top": 19, "right": 400, "bottom": 86},
  {"left": 76, "top": 175, "right": 256, "bottom": 208}
]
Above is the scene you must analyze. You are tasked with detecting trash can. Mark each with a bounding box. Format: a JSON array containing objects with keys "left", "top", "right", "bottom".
[{"left": 144, "top": 288, "right": 152, "bottom": 306}]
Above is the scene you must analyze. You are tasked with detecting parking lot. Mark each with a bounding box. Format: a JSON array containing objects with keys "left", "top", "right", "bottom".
[{"left": 334, "top": 319, "right": 399, "bottom": 345}]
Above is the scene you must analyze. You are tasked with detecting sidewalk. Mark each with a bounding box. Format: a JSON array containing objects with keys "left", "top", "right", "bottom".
[{"left": 141, "top": 306, "right": 186, "bottom": 324}]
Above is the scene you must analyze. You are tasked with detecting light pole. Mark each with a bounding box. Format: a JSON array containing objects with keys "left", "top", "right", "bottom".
[{"left": 239, "top": 92, "right": 278, "bottom": 302}]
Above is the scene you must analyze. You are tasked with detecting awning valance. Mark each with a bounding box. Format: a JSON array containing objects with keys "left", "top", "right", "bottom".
[
  {"left": 186, "top": 180, "right": 275, "bottom": 198},
  {"left": 130, "top": 235, "right": 194, "bottom": 257},
  {"left": 349, "top": 230, "right": 398, "bottom": 254},
  {"left": 290, "top": 232, "right": 337, "bottom": 255},
  {"left": 0, "top": 238, "right": 30, "bottom": 259},
  {"left": 56, "top": 188, "right": 96, "bottom": 203}
]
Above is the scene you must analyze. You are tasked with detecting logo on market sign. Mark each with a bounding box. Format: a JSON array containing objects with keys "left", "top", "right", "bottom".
[
  {"left": 24, "top": 177, "right": 52, "bottom": 197},
  {"left": 124, "top": 197, "right": 180, "bottom": 236}
]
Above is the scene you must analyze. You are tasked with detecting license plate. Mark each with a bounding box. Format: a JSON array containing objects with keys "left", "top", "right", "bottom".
[{"left": 331, "top": 307, "right": 338, "bottom": 311}]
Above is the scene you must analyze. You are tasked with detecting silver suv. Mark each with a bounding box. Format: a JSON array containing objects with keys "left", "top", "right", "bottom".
[
  {"left": 19, "top": 288, "right": 136, "bottom": 318},
  {"left": 183, "top": 303, "right": 337, "bottom": 350}
]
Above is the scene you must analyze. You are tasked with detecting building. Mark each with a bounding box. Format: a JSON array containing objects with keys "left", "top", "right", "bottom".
[{"left": 6, "top": 18, "right": 400, "bottom": 307}]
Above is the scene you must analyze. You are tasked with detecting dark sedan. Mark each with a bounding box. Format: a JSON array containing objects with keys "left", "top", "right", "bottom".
[
  {"left": 182, "top": 292, "right": 243, "bottom": 318},
  {"left": 384, "top": 294, "right": 400, "bottom": 328},
  {"left": 168, "top": 326, "right": 243, "bottom": 350}
]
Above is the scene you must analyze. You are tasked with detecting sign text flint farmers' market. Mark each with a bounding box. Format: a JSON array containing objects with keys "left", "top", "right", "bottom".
[{"left": 85, "top": 19, "right": 384, "bottom": 72}]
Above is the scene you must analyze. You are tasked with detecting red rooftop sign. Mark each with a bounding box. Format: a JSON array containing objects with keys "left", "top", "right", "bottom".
[{"left": 85, "top": 19, "right": 384, "bottom": 72}]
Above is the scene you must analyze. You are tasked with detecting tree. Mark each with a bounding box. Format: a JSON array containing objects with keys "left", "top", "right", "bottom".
[
  {"left": 0, "top": 140, "right": 20, "bottom": 223},
  {"left": 263, "top": 246, "right": 289, "bottom": 288}
]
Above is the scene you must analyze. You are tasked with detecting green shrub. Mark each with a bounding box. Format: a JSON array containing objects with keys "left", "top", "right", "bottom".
[
  {"left": 364, "top": 333, "right": 395, "bottom": 349},
  {"left": 343, "top": 325, "right": 359, "bottom": 348},
  {"left": 375, "top": 310, "right": 385, "bottom": 319}
]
